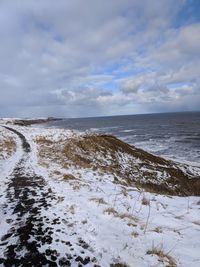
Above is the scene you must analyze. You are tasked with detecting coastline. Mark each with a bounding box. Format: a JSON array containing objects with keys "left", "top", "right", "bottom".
[
  {"left": 3, "top": 117, "right": 62, "bottom": 127},
  {"left": 0, "top": 120, "right": 200, "bottom": 266}
]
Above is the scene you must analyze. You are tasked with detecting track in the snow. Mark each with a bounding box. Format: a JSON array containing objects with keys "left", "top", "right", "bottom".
[{"left": 0, "top": 127, "right": 98, "bottom": 267}]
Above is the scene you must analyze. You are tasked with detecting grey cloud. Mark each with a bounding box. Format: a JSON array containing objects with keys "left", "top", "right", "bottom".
[
  {"left": 57, "top": 87, "right": 112, "bottom": 107},
  {"left": 121, "top": 72, "right": 156, "bottom": 93},
  {"left": 141, "top": 23, "right": 200, "bottom": 68},
  {"left": 0, "top": 0, "right": 199, "bottom": 117}
]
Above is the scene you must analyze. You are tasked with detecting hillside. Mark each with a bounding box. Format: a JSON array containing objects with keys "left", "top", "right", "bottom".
[
  {"left": 0, "top": 123, "right": 200, "bottom": 266},
  {"left": 35, "top": 132, "right": 200, "bottom": 196}
]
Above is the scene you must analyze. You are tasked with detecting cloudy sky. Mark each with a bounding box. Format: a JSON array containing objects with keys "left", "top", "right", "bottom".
[{"left": 0, "top": 0, "right": 200, "bottom": 118}]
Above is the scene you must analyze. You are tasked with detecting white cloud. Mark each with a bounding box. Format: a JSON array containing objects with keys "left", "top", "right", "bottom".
[{"left": 147, "top": 23, "right": 200, "bottom": 67}]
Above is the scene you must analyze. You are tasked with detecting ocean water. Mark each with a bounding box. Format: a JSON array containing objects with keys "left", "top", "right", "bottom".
[{"left": 45, "top": 112, "right": 200, "bottom": 165}]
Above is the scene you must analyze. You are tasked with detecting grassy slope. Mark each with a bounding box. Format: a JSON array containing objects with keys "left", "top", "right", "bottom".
[{"left": 36, "top": 133, "right": 200, "bottom": 196}]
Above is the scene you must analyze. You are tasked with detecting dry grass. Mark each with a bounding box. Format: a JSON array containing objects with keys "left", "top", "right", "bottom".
[
  {"left": 90, "top": 197, "right": 107, "bottom": 205},
  {"left": 104, "top": 207, "right": 118, "bottom": 216},
  {"left": 147, "top": 245, "right": 177, "bottom": 267},
  {"left": 53, "top": 170, "right": 62, "bottom": 176},
  {"left": 127, "top": 222, "right": 137, "bottom": 227},
  {"left": 0, "top": 136, "right": 16, "bottom": 159},
  {"left": 131, "top": 231, "right": 139, "bottom": 238},
  {"left": 104, "top": 207, "right": 138, "bottom": 224},
  {"left": 36, "top": 136, "right": 54, "bottom": 145},
  {"left": 117, "top": 212, "right": 138, "bottom": 222},
  {"left": 56, "top": 196, "right": 65, "bottom": 203},
  {"left": 69, "top": 204, "right": 76, "bottom": 215},
  {"left": 35, "top": 133, "right": 200, "bottom": 196},
  {"left": 63, "top": 173, "right": 77, "bottom": 181},
  {"left": 154, "top": 227, "right": 163, "bottom": 233},
  {"left": 142, "top": 197, "right": 150, "bottom": 206},
  {"left": 72, "top": 180, "right": 86, "bottom": 191}
]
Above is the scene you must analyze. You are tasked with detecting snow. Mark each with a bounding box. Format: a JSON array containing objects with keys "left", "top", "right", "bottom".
[
  {"left": 0, "top": 123, "right": 200, "bottom": 266},
  {"left": 0, "top": 126, "right": 23, "bottom": 258}
]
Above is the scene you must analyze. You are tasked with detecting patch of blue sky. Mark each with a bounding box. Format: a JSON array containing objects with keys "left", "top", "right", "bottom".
[
  {"left": 34, "top": 20, "right": 51, "bottom": 32},
  {"left": 54, "top": 34, "right": 64, "bottom": 43},
  {"left": 92, "top": 61, "right": 125, "bottom": 75},
  {"left": 173, "top": 0, "right": 200, "bottom": 27},
  {"left": 92, "top": 61, "right": 151, "bottom": 80},
  {"left": 85, "top": 77, "right": 118, "bottom": 92},
  {"left": 101, "top": 81, "right": 119, "bottom": 92},
  {"left": 167, "top": 81, "right": 194, "bottom": 89}
]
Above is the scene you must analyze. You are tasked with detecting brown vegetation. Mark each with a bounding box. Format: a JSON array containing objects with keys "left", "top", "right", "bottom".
[
  {"left": 36, "top": 133, "right": 200, "bottom": 196},
  {"left": 0, "top": 136, "right": 16, "bottom": 159},
  {"left": 147, "top": 246, "right": 177, "bottom": 267},
  {"left": 90, "top": 197, "right": 107, "bottom": 205},
  {"left": 104, "top": 207, "right": 138, "bottom": 223}
]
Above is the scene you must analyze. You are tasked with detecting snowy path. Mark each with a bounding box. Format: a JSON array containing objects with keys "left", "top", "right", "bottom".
[{"left": 0, "top": 127, "right": 97, "bottom": 267}]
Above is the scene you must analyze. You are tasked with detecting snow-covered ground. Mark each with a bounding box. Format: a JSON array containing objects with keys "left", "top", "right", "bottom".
[{"left": 0, "top": 123, "right": 200, "bottom": 267}]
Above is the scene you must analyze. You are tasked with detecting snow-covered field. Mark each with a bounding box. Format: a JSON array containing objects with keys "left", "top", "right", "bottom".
[{"left": 0, "top": 121, "right": 200, "bottom": 267}]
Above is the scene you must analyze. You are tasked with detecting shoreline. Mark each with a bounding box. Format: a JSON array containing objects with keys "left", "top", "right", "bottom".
[
  {"left": 9, "top": 117, "right": 62, "bottom": 126},
  {"left": 0, "top": 120, "right": 200, "bottom": 266},
  {"left": 1, "top": 119, "right": 200, "bottom": 196}
]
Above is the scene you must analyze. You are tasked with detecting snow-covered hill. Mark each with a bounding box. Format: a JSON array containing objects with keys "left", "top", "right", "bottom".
[{"left": 0, "top": 123, "right": 200, "bottom": 267}]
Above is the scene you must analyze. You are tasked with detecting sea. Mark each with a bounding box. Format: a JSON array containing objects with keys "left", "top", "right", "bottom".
[{"left": 44, "top": 112, "right": 200, "bottom": 165}]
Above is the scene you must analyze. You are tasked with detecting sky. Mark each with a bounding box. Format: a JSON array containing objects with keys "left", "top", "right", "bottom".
[{"left": 0, "top": 0, "right": 200, "bottom": 118}]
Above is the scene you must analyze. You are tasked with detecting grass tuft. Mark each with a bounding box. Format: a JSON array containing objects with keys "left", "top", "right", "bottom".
[
  {"left": 154, "top": 227, "right": 162, "bottom": 233},
  {"left": 63, "top": 173, "right": 77, "bottom": 181},
  {"left": 142, "top": 197, "right": 150, "bottom": 206},
  {"left": 147, "top": 244, "right": 177, "bottom": 267},
  {"left": 90, "top": 197, "right": 107, "bottom": 205}
]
